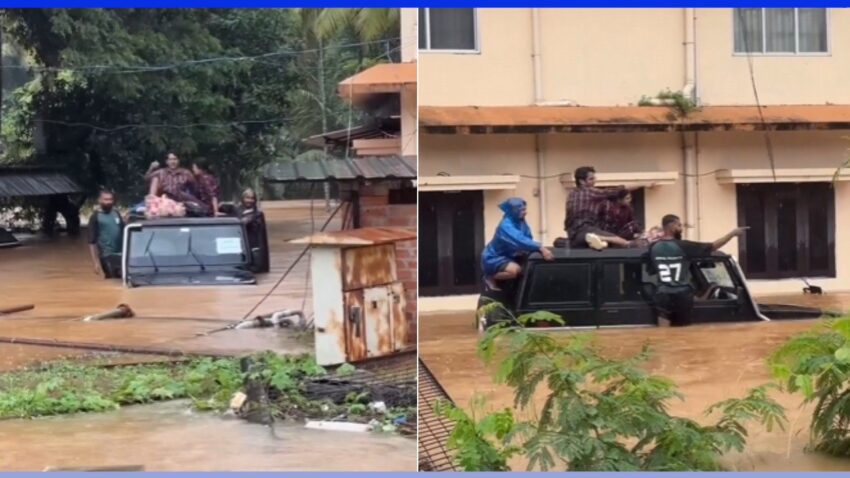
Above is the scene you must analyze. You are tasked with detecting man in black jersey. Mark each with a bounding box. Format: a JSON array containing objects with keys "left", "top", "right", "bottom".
[{"left": 648, "top": 214, "right": 748, "bottom": 326}]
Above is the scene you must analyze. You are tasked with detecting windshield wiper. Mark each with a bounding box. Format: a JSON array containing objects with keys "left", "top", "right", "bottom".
[
  {"left": 143, "top": 231, "right": 160, "bottom": 273},
  {"left": 187, "top": 231, "right": 207, "bottom": 272}
]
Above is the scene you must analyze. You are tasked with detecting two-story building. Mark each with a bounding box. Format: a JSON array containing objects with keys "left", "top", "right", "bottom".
[{"left": 418, "top": 8, "right": 850, "bottom": 310}]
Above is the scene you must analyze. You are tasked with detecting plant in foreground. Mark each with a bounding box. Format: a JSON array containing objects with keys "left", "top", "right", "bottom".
[
  {"left": 438, "top": 312, "right": 787, "bottom": 471},
  {"left": 769, "top": 317, "right": 850, "bottom": 456}
]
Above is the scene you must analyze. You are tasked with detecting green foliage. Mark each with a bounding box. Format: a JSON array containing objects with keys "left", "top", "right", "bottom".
[
  {"left": 638, "top": 89, "right": 698, "bottom": 116},
  {"left": 769, "top": 317, "right": 850, "bottom": 455},
  {"left": 0, "top": 352, "right": 327, "bottom": 419},
  {"left": 336, "top": 363, "right": 357, "bottom": 377},
  {"left": 434, "top": 395, "right": 521, "bottom": 471},
  {"left": 442, "top": 322, "right": 788, "bottom": 471},
  {"left": 1, "top": 9, "right": 394, "bottom": 200}
]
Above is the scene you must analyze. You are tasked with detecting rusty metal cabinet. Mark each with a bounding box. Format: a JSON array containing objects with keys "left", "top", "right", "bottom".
[{"left": 293, "top": 227, "right": 416, "bottom": 366}]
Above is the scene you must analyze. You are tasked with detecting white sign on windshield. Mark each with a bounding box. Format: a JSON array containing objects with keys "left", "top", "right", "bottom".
[{"left": 216, "top": 237, "right": 243, "bottom": 254}]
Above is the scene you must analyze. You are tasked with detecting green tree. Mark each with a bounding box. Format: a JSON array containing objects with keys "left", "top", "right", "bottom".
[
  {"left": 0, "top": 9, "right": 394, "bottom": 202},
  {"left": 314, "top": 8, "right": 399, "bottom": 43}
]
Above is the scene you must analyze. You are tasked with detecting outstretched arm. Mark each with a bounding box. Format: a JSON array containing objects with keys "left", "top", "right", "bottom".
[{"left": 712, "top": 227, "right": 749, "bottom": 251}]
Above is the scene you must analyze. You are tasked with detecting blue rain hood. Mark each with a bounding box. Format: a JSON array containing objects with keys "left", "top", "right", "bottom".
[{"left": 481, "top": 198, "right": 541, "bottom": 276}]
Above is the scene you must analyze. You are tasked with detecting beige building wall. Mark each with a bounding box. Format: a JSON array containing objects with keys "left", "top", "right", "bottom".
[
  {"left": 696, "top": 9, "right": 850, "bottom": 105},
  {"left": 420, "top": 8, "right": 850, "bottom": 107},
  {"left": 695, "top": 130, "right": 850, "bottom": 294}
]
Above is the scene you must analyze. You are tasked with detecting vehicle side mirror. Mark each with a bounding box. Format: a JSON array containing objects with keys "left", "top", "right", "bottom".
[{"left": 251, "top": 247, "right": 262, "bottom": 266}]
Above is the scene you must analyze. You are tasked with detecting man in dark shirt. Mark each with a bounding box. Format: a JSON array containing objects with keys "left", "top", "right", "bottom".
[
  {"left": 566, "top": 166, "right": 639, "bottom": 250},
  {"left": 647, "top": 214, "right": 748, "bottom": 326},
  {"left": 192, "top": 159, "right": 220, "bottom": 216},
  {"left": 88, "top": 190, "right": 125, "bottom": 279}
]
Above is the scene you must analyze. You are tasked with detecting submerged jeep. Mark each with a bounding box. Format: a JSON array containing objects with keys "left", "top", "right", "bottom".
[
  {"left": 477, "top": 247, "right": 823, "bottom": 329},
  {"left": 122, "top": 217, "right": 266, "bottom": 287}
]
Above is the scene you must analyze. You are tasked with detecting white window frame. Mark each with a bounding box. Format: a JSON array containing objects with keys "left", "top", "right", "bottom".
[
  {"left": 419, "top": 8, "right": 480, "bottom": 54},
  {"left": 732, "top": 8, "right": 831, "bottom": 57}
]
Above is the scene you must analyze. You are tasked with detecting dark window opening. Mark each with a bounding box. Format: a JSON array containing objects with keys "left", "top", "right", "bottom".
[
  {"left": 420, "top": 8, "right": 477, "bottom": 51},
  {"left": 599, "top": 262, "right": 645, "bottom": 304},
  {"left": 527, "top": 263, "right": 592, "bottom": 305},
  {"left": 737, "top": 182, "right": 835, "bottom": 279},
  {"left": 419, "top": 191, "right": 484, "bottom": 296},
  {"left": 389, "top": 187, "right": 417, "bottom": 205}
]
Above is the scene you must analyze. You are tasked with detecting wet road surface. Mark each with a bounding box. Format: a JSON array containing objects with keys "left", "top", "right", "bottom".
[
  {"left": 0, "top": 401, "right": 415, "bottom": 471},
  {"left": 419, "top": 296, "right": 850, "bottom": 471}
]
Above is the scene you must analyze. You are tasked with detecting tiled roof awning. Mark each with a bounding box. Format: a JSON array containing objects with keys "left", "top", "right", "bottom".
[
  {"left": 0, "top": 168, "right": 82, "bottom": 198},
  {"left": 715, "top": 168, "right": 850, "bottom": 184},
  {"left": 263, "top": 156, "right": 416, "bottom": 183},
  {"left": 338, "top": 62, "right": 417, "bottom": 103},
  {"left": 420, "top": 105, "right": 850, "bottom": 134}
]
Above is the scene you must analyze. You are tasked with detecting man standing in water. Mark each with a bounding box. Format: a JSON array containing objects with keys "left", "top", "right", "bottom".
[
  {"left": 648, "top": 214, "right": 748, "bottom": 326},
  {"left": 88, "top": 190, "right": 125, "bottom": 279},
  {"left": 482, "top": 197, "right": 554, "bottom": 290}
]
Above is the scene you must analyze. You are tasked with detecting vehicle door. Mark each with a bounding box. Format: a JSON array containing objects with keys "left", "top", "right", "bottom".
[
  {"left": 516, "top": 259, "right": 596, "bottom": 327},
  {"left": 596, "top": 259, "right": 656, "bottom": 326}
]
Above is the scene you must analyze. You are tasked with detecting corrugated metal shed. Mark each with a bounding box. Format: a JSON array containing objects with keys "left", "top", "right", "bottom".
[
  {"left": 0, "top": 168, "right": 82, "bottom": 198},
  {"left": 264, "top": 156, "right": 416, "bottom": 183}
]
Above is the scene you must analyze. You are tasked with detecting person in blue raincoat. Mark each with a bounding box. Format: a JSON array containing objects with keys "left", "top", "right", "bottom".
[{"left": 481, "top": 197, "right": 554, "bottom": 290}]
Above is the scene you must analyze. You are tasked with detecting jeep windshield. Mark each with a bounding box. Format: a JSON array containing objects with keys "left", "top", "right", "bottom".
[{"left": 123, "top": 218, "right": 256, "bottom": 287}]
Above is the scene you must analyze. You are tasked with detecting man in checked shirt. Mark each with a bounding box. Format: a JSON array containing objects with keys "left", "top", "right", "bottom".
[{"left": 566, "top": 166, "right": 643, "bottom": 250}]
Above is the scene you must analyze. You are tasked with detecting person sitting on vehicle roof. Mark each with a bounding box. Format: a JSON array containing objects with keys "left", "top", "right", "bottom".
[
  {"left": 482, "top": 197, "right": 554, "bottom": 291},
  {"left": 88, "top": 190, "right": 125, "bottom": 279},
  {"left": 192, "top": 158, "right": 220, "bottom": 217},
  {"left": 566, "top": 166, "right": 641, "bottom": 250},
  {"left": 145, "top": 152, "right": 196, "bottom": 201},
  {"left": 646, "top": 214, "right": 748, "bottom": 327},
  {"left": 598, "top": 189, "right": 643, "bottom": 242}
]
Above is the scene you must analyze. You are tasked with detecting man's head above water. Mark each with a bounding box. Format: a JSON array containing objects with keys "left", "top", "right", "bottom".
[
  {"left": 662, "top": 214, "right": 684, "bottom": 240},
  {"left": 574, "top": 166, "right": 596, "bottom": 188},
  {"left": 98, "top": 190, "right": 115, "bottom": 213},
  {"left": 499, "top": 197, "right": 527, "bottom": 221}
]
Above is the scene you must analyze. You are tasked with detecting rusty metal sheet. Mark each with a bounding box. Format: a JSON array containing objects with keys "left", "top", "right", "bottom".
[
  {"left": 390, "top": 282, "right": 410, "bottom": 351},
  {"left": 345, "top": 290, "right": 368, "bottom": 362},
  {"left": 363, "top": 286, "right": 392, "bottom": 358},
  {"left": 311, "top": 248, "right": 348, "bottom": 366},
  {"left": 343, "top": 244, "right": 396, "bottom": 291},
  {"left": 291, "top": 227, "right": 416, "bottom": 246},
  {"left": 420, "top": 104, "right": 850, "bottom": 134}
]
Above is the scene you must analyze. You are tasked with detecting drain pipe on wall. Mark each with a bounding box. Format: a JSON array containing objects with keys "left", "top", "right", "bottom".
[
  {"left": 682, "top": 8, "right": 700, "bottom": 240},
  {"left": 531, "top": 8, "right": 548, "bottom": 243}
]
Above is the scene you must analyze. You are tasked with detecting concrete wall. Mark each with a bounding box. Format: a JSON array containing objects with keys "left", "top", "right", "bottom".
[
  {"left": 421, "top": 129, "right": 850, "bottom": 296},
  {"left": 420, "top": 8, "right": 850, "bottom": 107},
  {"left": 697, "top": 9, "right": 850, "bottom": 105}
]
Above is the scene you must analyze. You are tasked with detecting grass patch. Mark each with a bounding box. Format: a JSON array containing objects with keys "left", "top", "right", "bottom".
[{"left": 0, "top": 352, "right": 415, "bottom": 433}]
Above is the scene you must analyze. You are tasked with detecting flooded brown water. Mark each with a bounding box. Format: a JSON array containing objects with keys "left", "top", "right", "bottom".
[
  {"left": 419, "top": 296, "right": 850, "bottom": 471},
  {"left": 0, "top": 201, "right": 334, "bottom": 366},
  {"left": 0, "top": 401, "right": 415, "bottom": 471}
]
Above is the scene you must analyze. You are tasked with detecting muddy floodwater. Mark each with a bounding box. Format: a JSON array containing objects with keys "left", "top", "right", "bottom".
[
  {"left": 0, "top": 401, "right": 415, "bottom": 471},
  {"left": 420, "top": 293, "right": 850, "bottom": 471},
  {"left": 0, "top": 201, "right": 416, "bottom": 471}
]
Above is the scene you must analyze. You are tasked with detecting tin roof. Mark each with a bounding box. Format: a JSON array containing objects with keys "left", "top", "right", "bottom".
[
  {"left": 338, "top": 62, "right": 417, "bottom": 102},
  {"left": 290, "top": 227, "right": 416, "bottom": 246},
  {"left": 420, "top": 105, "right": 850, "bottom": 134},
  {"left": 302, "top": 119, "right": 400, "bottom": 149},
  {"left": 0, "top": 168, "right": 82, "bottom": 198},
  {"left": 263, "top": 156, "right": 416, "bottom": 183}
]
